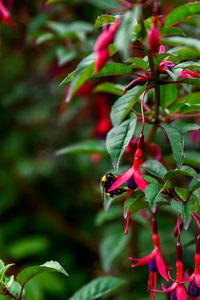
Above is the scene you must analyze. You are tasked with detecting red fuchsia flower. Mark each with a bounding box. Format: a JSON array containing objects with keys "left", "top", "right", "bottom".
[
  {"left": 94, "top": 21, "right": 120, "bottom": 73},
  {"left": 158, "top": 45, "right": 200, "bottom": 80},
  {"left": 108, "top": 134, "right": 148, "bottom": 234},
  {"left": 0, "top": 0, "right": 13, "bottom": 25},
  {"left": 152, "top": 217, "right": 187, "bottom": 300},
  {"left": 108, "top": 134, "right": 148, "bottom": 193},
  {"left": 130, "top": 216, "right": 169, "bottom": 299},
  {"left": 183, "top": 212, "right": 200, "bottom": 298}
]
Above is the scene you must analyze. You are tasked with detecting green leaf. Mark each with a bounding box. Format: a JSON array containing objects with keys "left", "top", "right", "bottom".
[
  {"left": 69, "top": 276, "right": 126, "bottom": 300},
  {"left": 183, "top": 198, "right": 194, "bottom": 230},
  {"left": 172, "top": 122, "right": 200, "bottom": 135},
  {"left": 106, "top": 114, "right": 137, "bottom": 171},
  {"left": 126, "top": 57, "right": 148, "bottom": 70},
  {"left": 164, "top": 166, "right": 197, "bottom": 181},
  {"left": 35, "top": 32, "right": 54, "bottom": 45},
  {"left": 174, "top": 61, "right": 200, "bottom": 70},
  {"left": 100, "top": 227, "right": 130, "bottom": 271},
  {"left": 56, "top": 140, "right": 107, "bottom": 156},
  {"left": 123, "top": 190, "right": 144, "bottom": 216},
  {"left": 170, "top": 199, "right": 183, "bottom": 214},
  {"left": 143, "top": 160, "right": 167, "bottom": 179},
  {"left": 61, "top": 57, "right": 133, "bottom": 101},
  {"left": 115, "top": 5, "right": 140, "bottom": 59},
  {"left": 161, "top": 27, "right": 185, "bottom": 37},
  {"left": 56, "top": 47, "right": 76, "bottom": 66},
  {"left": 95, "top": 207, "right": 122, "bottom": 226},
  {"left": 168, "top": 47, "right": 200, "bottom": 63},
  {"left": 165, "top": 2, "right": 200, "bottom": 27},
  {"left": 145, "top": 183, "right": 164, "bottom": 211},
  {"left": 177, "top": 92, "right": 200, "bottom": 105},
  {"left": 85, "top": 0, "right": 123, "bottom": 9},
  {"left": 184, "top": 151, "right": 200, "bottom": 168},
  {"left": 163, "top": 36, "right": 200, "bottom": 51},
  {"left": 160, "top": 84, "right": 178, "bottom": 108},
  {"left": 111, "top": 84, "right": 147, "bottom": 126},
  {"left": 94, "top": 15, "right": 116, "bottom": 30},
  {"left": 179, "top": 104, "right": 200, "bottom": 113},
  {"left": 46, "top": 21, "right": 93, "bottom": 38},
  {"left": 0, "top": 264, "right": 14, "bottom": 282},
  {"left": 93, "top": 82, "right": 124, "bottom": 95},
  {"left": 17, "top": 261, "right": 68, "bottom": 288},
  {"left": 161, "top": 123, "right": 184, "bottom": 168},
  {"left": 189, "top": 175, "right": 200, "bottom": 192},
  {"left": 175, "top": 187, "right": 190, "bottom": 202}
]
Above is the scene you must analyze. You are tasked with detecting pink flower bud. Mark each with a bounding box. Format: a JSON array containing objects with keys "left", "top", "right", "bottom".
[
  {"left": 147, "top": 25, "right": 160, "bottom": 56},
  {"left": 94, "top": 21, "right": 119, "bottom": 52},
  {"left": 95, "top": 48, "right": 109, "bottom": 73}
]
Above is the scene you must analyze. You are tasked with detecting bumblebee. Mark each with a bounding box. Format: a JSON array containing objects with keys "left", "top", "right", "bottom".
[{"left": 101, "top": 173, "right": 126, "bottom": 198}]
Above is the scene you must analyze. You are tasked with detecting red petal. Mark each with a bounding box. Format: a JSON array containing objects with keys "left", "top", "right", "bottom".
[
  {"left": 159, "top": 45, "right": 166, "bottom": 54},
  {"left": 108, "top": 167, "right": 135, "bottom": 191},
  {"left": 179, "top": 70, "right": 193, "bottom": 79},
  {"left": 94, "top": 30, "right": 114, "bottom": 52},
  {"left": 95, "top": 49, "right": 109, "bottom": 73},
  {"left": 155, "top": 249, "right": 169, "bottom": 281},
  {"left": 129, "top": 252, "right": 154, "bottom": 267},
  {"left": 134, "top": 169, "right": 148, "bottom": 192},
  {"left": 176, "top": 285, "right": 187, "bottom": 300},
  {"left": 152, "top": 282, "right": 177, "bottom": 293}
]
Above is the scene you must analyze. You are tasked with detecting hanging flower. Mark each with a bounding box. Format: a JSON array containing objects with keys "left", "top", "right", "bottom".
[
  {"left": 108, "top": 134, "right": 148, "bottom": 193},
  {"left": 130, "top": 216, "right": 169, "bottom": 299},
  {"left": 152, "top": 216, "right": 187, "bottom": 300},
  {"left": 184, "top": 213, "right": 200, "bottom": 298}
]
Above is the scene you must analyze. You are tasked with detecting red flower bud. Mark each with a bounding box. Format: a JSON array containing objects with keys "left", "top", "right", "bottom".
[
  {"left": 94, "top": 21, "right": 119, "bottom": 52},
  {"left": 95, "top": 48, "right": 109, "bottom": 73},
  {"left": 147, "top": 24, "right": 160, "bottom": 56}
]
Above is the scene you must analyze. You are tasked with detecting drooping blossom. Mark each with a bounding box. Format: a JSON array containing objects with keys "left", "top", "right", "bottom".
[
  {"left": 107, "top": 134, "right": 147, "bottom": 234},
  {"left": 108, "top": 134, "right": 148, "bottom": 193},
  {"left": 158, "top": 45, "right": 200, "bottom": 80},
  {"left": 0, "top": 0, "right": 13, "bottom": 25},
  {"left": 94, "top": 20, "right": 120, "bottom": 73},
  {"left": 152, "top": 216, "right": 187, "bottom": 300},
  {"left": 183, "top": 213, "right": 200, "bottom": 298},
  {"left": 130, "top": 215, "right": 169, "bottom": 299}
]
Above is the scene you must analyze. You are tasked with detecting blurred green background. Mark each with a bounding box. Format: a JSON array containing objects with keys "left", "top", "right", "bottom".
[{"left": 0, "top": 0, "right": 199, "bottom": 299}]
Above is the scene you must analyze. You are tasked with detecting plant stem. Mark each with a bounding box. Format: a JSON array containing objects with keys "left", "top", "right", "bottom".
[{"left": 140, "top": 7, "right": 161, "bottom": 145}]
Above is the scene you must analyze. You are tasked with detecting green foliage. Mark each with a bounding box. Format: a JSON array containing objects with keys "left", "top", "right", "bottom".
[
  {"left": 69, "top": 277, "right": 126, "bottom": 300},
  {"left": 106, "top": 114, "right": 137, "bottom": 171},
  {"left": 111, "top": 85, "right": 147, "bottom": 126}
]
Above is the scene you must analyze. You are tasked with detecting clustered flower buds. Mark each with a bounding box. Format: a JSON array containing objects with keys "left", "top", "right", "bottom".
[{"left": 94, "top": 21, "right": 119, "bottom": 73}]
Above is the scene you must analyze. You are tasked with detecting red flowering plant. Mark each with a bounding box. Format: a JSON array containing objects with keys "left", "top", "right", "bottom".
[{"left": 55, "top": 0, "right": 200, "bottom": 298}]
